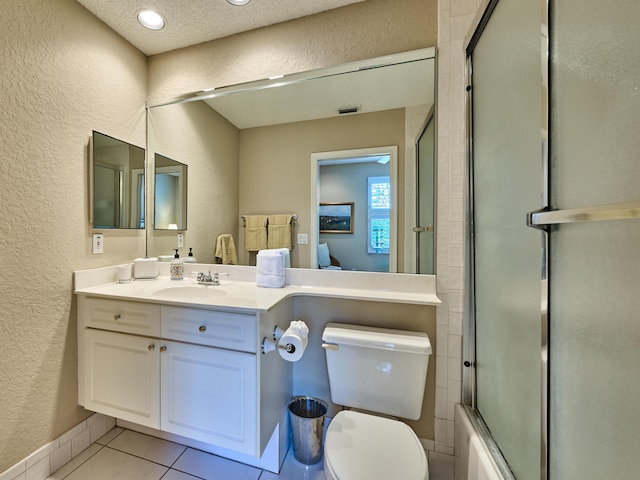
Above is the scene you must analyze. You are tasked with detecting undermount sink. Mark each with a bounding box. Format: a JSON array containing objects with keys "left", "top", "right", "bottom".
[{"left": 153, "top": 285, "right": 228, "bottom": 299}]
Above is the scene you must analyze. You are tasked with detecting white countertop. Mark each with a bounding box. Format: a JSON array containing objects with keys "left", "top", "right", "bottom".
[{"left": 74, "top": 264, "right": 440, "bottom": 312}]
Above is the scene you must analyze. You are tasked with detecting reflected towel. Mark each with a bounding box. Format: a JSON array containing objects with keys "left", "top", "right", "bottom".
[
  {"left": 245, "top": 215, "right": 268, "bottom": 252},
  {"left": 267, "top": 214, "right": 293, "bottom": 250},
  {"left": 215, "top": 234, "right": 238, "bottom": 265}
]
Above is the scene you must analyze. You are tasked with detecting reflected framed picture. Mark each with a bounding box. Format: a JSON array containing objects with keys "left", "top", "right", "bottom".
[{"left": 319, "top": 202, "right": 354, "bottom": 233}]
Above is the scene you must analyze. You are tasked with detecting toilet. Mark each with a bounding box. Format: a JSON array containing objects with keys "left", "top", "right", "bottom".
[{"left": 322, "top": 323, "right": 432, "bottom": 480}]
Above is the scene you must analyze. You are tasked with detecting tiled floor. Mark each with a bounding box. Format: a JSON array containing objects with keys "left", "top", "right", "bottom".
[{"left": 47, "top": 427, "right": 454, "bottom": 480}]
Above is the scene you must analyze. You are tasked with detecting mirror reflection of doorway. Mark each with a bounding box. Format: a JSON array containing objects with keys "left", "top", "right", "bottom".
[{"left": 310, "top": 146, "right": 398, "bottom": 272}]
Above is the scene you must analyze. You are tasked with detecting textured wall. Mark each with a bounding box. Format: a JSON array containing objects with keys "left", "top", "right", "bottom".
[
  {"left": 0, "top": 0, "right": 147, "bottom": 472},
  {"left": 147, "top": 0, "right": 437, "bottom": 102}
]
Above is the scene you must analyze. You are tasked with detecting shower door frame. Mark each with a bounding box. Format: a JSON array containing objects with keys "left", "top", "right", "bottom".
[{"left": 462, "top": 0, "right": 550, "bottom": 479}]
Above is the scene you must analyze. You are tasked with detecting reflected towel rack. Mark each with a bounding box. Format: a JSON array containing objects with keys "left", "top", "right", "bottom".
[{"left": 241, "top": 214, "right": 298, "bottom": 227}]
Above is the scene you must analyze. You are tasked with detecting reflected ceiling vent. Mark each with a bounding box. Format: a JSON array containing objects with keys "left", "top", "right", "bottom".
[{"left": 338, "top": 106, "right": 360, "bottom": 115}]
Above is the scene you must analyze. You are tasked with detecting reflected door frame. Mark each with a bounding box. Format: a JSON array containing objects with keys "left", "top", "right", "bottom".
[{"left": 310, "top": 146, "right": 398, "bottom": 272}]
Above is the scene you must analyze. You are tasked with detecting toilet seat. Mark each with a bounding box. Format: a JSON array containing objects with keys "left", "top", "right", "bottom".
[{"left": 324, "top": 410, "right": 429, "bottom": 480}]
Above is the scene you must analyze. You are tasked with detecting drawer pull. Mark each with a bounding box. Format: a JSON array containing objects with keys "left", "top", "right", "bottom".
[
  {"left": 113, "top": 314, "right": 121, "bottom": 321},
  {"left": 199, "top": 325, "right": 207, "bottom": 333},
  {"left": 160, "top": 346, "right": 167, "bottom": 352},
  {"left": 148, "top": 344, "right": 155, "bottom": 351}
]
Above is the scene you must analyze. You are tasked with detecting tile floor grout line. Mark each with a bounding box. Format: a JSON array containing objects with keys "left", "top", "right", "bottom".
[
  {"left": 102, "top": 444, "right": 177, "bottom": 471},
  {"left": 54, "top": 444, "right": 105, "bottom": 480},
  {"left": 165, "top": 447, "right": 208, "bottom": 480}
]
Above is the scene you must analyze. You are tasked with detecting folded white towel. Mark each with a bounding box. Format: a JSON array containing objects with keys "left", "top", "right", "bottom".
[
  {"left": 256, "top": 273, "right": 285, "bottom": 288},
  {"left": 257, "top": 249, "right": 286, "bottom": 275},
  {"left": 256, "top": 249, "right": 287, "bottom": 288}
]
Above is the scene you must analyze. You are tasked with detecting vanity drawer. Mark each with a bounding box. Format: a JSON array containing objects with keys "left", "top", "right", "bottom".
[
  {"left": 80, "top": 297, "right": 160, "bottom": 336},
  {"left": 161, "top": 307, "right": 256, "bottom": 352}
]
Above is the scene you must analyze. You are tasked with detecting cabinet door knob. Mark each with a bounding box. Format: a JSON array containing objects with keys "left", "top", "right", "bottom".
[
  {"left": 160, "top": 346, "right": 167, "bottom": 352},
  {"left": 199, "top": 325, "right": 206, "bottom": 333},
  {"left": 113, "top": 314, "right": 121, "bottom": 321},
  {"left": 148, "top": 344, "right": 155, "bottom": 351}
]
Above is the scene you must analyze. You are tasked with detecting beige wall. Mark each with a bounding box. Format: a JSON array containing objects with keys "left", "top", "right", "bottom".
[
  {"left": 0, "top": 0, "right": 147, "bottom": 472},
  {"left": 239, "top": 110, "right": 405, "bottom": 268},
  {"left": 292, "top": 297, "right": 436, "bottom": 439},
  {"left": 147, "top": 0, "right": 437, "bottom": 101}
]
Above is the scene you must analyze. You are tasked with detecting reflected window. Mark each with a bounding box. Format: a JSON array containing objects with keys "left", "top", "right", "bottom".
[{"left": 368, "top": 176, "right": 390, "bottom": 253}]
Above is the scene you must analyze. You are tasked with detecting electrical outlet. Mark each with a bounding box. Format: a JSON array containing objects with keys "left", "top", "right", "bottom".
[
  {"left": 177, "top": 233, "right": 184, "bottom": 248},
  {"left": 297, "top": 233, "right": 308, "bottom": 245},
  {"left": 92, "top": 233, "right": 104, "bottom": 254}
]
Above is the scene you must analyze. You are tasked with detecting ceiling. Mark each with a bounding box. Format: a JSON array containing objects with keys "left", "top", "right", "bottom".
[{"left": 76, "top": 0, "right": 365, "bottom": 55}]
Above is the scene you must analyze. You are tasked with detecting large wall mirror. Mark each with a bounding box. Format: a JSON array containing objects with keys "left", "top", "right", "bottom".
[
  {"left": 146, "top": 48, "right": 435, "bottom": 273},
  {"left": 91, "top": 131, "right": 145, "bottom": 229}
]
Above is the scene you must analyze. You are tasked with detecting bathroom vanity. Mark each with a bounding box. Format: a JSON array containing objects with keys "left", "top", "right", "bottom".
[{"left": 75, "top": 264, "right": 439, "bottom": 472}]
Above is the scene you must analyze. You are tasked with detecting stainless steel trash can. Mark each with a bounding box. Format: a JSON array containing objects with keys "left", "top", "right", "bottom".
[{"left": 288, "top": 396, "right": 328, "bottom": 464}]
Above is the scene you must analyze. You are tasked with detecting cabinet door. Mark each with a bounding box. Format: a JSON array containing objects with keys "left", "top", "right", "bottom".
[
  {"left": 83, "top": 329, "right": 160, "bottom": 428},
  {"left": 161, "top": 341, "right": 257, "bottom": 455}
]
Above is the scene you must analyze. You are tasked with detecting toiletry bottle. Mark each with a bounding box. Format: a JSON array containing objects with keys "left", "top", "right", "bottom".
[
  {"left": 184, "top": 247, "right": 197, "bottom": 264},
  {"left": 170, "top": 249, "right": 184, "bottom": 280}
]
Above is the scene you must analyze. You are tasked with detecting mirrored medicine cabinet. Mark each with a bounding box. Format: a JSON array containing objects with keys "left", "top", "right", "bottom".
[{"left": 91, "top": 131, "right": 145, "bottom": 229}]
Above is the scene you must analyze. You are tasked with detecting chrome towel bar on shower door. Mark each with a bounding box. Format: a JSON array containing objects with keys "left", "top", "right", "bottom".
[{"left": 527, "top": 201, "right": 640, "bottom": 231}]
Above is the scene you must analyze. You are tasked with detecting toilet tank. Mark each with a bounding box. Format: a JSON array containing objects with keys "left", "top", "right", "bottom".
[{"left": 322, "top": 323, "right": 432, "bottom": 420}]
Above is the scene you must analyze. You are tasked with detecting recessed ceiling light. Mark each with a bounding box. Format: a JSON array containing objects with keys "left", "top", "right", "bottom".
[
  {"left": 226, "top": 0, "right": 251, "bottom": 5},
  {"left": 137, "top": 10, "right": 166, "bottom": 30}
]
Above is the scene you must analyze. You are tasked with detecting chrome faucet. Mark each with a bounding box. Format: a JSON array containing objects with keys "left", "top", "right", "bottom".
[{"left": 197, "top": 270, "right": 220, "bottom": 286}]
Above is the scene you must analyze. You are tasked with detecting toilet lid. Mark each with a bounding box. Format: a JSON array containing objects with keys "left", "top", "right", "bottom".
[{"left": 324, "top": 410, "right": 428, "bottom": 480}]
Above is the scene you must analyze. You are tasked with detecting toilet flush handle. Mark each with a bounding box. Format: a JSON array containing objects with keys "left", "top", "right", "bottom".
[{"left": 322, "top": 343, "right": 339, "bottom": 351}]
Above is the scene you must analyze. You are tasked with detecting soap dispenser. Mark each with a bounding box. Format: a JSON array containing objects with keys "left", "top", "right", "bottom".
[
  {"left": 170, "top": 249, "right": 184, "bottom": 280},
  {"left": 184, "top": 247, "right": 197, "bottom": 264}
]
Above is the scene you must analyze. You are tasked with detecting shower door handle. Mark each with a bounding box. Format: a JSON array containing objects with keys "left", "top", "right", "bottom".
[
  {"left": 527, "top": 201, "right": 640, "bottom": 230},
  {"left": 413, "top": 224, "right": 434, "bottom": 233}
]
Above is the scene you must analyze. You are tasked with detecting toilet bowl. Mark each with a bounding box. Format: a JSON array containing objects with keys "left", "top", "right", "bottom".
[
  {"left": 321, "top": 323, "right": 433, "bottom": 480},
  {"left": 324, "top": 410, "right": 428, "bottom": 480}
]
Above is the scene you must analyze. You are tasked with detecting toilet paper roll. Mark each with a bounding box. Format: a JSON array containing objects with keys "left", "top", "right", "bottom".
[{"left": 278, "top": 330, "right": 308, "bottom": 362}]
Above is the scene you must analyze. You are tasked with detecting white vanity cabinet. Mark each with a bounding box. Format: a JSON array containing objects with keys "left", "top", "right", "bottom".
[
  {"left": 83, "top": 328, "right": 160, "bottom": 428},
  {"left": 78, "top": 296, "right": 265, "bottom": 457}
]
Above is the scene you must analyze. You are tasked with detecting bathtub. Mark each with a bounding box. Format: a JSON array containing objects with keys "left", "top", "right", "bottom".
[{"left": 455, "top": 404, "right": 510, "bottom": 480}]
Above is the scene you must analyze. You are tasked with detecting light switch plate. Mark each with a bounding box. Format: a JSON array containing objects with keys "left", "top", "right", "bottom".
[
  {"left": 177, "top": 233, "right": 184, "bottom": 248},
  {"left": 92, "top": 233, "right": 104, "bottom": 254},
  {"left": 297, "top": 233, "right": 308, "bottom": 245}
]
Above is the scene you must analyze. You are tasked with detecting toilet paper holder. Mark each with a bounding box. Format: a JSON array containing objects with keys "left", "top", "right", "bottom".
[
  {"left": 261, "top": 337, "right": 296, "bottom": 354},
  {"left": 261, "top": 325, "right": 297, "bottom": 354}
]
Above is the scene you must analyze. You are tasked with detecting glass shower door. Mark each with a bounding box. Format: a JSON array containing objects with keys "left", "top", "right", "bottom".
[
  {"left": 416, "top": 113, "right": 435, "bottom": 274},
  {"left": 468, "top": 0, "right": 544, "bottom": 478},
  {"left": 546, "top": 0, "right": 640, "bottom": 477}
]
